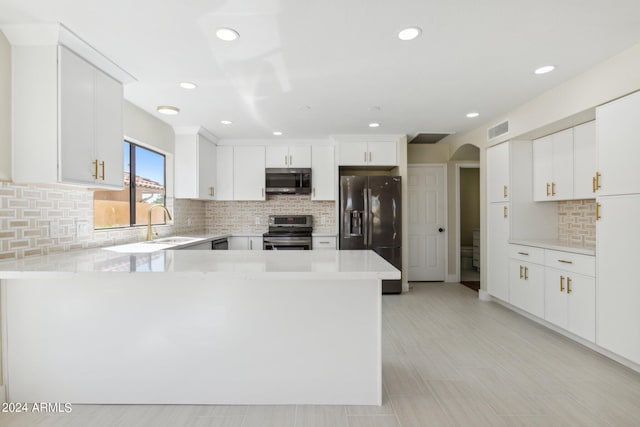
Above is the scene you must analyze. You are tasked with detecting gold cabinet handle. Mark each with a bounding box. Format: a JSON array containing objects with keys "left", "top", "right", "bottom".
[
  {"left": 592, "top": 176, "right": 596, "bottom": 193},
  {"left": 262, "top": 188, "right": 264, "bottom": 198},
  {"left": 567, "top": 277, "right": 572, "bottom": 294},
  {"left": 100, "top": 161, "right": 105, "bottom": 180},
  {"left": 551, "top": 182, "right": 556, "bottom": 196},
  {"left": 520, "top": 265, "right": 524, "bottom": 279},
  {"left": 560, "top": 275, "right": 565, "bottom": 292},
  {"left": 517, "top": 252, "right": 529, "bottom": 256},
  {"left": 558, "top": 259, "right": 573, "bottom": 264},
  {"left": 546, "top": 183, "right": 550, "bottom": 196},
  {"left": 596, "top": 202, "right": 601, "bottom": 221},
  {"left": 503, "top": 206, "right": 508, "bottom": 218},
  {"left": 524, "top": 266, "right": 528, "bottom": 280},
  {"left": 92, "top": 160, "right": 98, "bottom": 179},
  {"left": 503, "top": 185, "right": 508, "bottom": 198},
  {"left": 595, "top": 172, "right": 601, "bottom": 191}
]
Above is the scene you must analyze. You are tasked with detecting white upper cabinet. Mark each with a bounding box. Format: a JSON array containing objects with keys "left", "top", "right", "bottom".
[
  {"left": 573, "top": 121, "right": 596, "bottom": 199},
  {"left": 175, "top": 130, "right": 217, "bottom": 200},
  {"left": 487, "top": 142, "right": 510, "bottom": 202},
  {"left": 10, "top": 40, "right": 124, "bottom": 188},
  {"left": 339, "top": 141, "right": 397, "bottom": 166},
  {"left": 234, "top": 146, "right": 266, "bottom": 200},
  {"left": 265, "top": 145, "right": 311, "bottom": 168},
  {"left": 533, "top": 128, "right": 573, "bottom": 201},
  {"left": 596, "top": 91, "right": 640, "bottom": 196},
  {"left": 216, "top": 146, "right": 234, "bottom": 201},
  {"left": 311, "top": 146, "right": 335, "bottom": 201}
]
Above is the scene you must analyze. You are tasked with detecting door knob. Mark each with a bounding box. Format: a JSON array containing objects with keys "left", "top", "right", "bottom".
[{"left": 438, "top": 228, "right": 445, "bottom": 232}]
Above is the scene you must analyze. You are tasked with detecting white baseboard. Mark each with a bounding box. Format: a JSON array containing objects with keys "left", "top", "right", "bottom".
[
  {"left": 492, "top": 298, "right": 640, "bottom": 374},
  {"left": 478, "top": 289, "right": 491, "bottom": 301},
  {"left": 446, "top": 274, "right": 459, "bottom": 283}
]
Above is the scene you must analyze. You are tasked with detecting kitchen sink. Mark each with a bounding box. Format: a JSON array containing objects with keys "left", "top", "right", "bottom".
[
  {"left": 151, "top": 236, "right": 202, "bottom": 244},
  {"left": 103, "top": 242, "right": 173, "bottom": 253}
]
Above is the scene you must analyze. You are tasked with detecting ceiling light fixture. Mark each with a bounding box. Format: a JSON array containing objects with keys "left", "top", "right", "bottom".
[
  {"left": 534, "top": 65, "right": 555, "bottom": 75},
  {"left": 156, "top": 106, "right": 179, "bottom": 115},
  {"left": 273, "top": 131, "right": 283, "bottom": 136},
  {"left": 216, "top": 28, "right": 240, "bottom": 41},
  {"left": 398, "top": 27, "right": 422, "bottom": 41},
  {"left": 369, "top": 122, "right": 380, "bottom": 128},
  {"left": 179, "top": 82, "right": 197, "bottom": 90},
  {"left": 221, "top": 120, "right": 232, "bottom": 125},
  {"left": 466, "top": 112, "right": 479, "bottom": 118}
]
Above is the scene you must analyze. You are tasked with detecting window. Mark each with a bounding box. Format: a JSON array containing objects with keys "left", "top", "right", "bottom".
[{"left": 94, "top": 141, "right": 167, "bottom": 229}]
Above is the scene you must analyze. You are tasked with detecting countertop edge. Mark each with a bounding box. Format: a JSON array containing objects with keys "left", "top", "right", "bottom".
[{"left": 509, "top": 239, "right": 595, "bottom": 256}]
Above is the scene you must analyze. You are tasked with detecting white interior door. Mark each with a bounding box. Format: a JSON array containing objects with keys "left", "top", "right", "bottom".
[{"left": 408, "top": 165, "right": 446, "bottom": 281}]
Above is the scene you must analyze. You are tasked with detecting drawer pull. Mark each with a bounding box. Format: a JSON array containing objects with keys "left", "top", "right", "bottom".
[
  {"left": 517, "top": 252, "right": 529, "bottom": 256},
  {"left": 551, "top": 182, "right": 556, "bottom": 196},
  {"left": 524, "top": 266, "right": 528, "bottom": 280},
  {"left": 319, "top": 241, "right": 330, "bottom": 244},
  {"left": 558, "top": 260, "right": 573, "bottom": 264},
  {"left": 519, "top": 265, "right": 523, "bottom": 279},
  {"left": 567, "top": 277, "right": 573, "bottom": 294},
  {"left": 503, "top": 185, "right": 508, "bottom": 198},
  {"left": 546, "top": 183, "right": 550, "bottom": 196}
]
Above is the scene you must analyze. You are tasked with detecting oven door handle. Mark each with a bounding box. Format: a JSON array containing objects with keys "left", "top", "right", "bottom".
[{"left": 263, "top": 238, "right": 312, "bottom": 244}]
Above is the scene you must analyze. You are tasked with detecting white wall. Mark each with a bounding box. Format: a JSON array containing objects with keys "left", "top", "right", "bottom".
[{"left": 0, "top": 32, "right": 11, "bottom": 181}]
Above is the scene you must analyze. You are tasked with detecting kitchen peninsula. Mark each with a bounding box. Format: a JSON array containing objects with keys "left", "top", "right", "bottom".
[{"left": 0, "top": 249, "right": 399, "bottom": 405}]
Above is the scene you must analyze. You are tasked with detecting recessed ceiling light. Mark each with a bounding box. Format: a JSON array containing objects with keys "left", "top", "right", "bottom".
[
  {"left": 179, "top": 82, "right": 197, "bottom": 90},
  {"left": 369, "top": 122, "right": 380, "bottom": 128},
  {"left": 398, "top": 27, "right": 422, "bottom": 41},
  {"left": 221, "top": 120, "right": 232, "bottom": 125},
  {"left": 156, "top": 106, "right": 179, "bottom": 115},
  {"left": 216, "top": 28, "right": 240, "bottom": 41},
  {"left": 273, "top": 131, "right": 283, "bottom": 136},
  {"left": 534, "top": 65, "right": 555, "bottom": 75},
  {"left": 466, "top": 112, "right": 479, "bottom": 118}
]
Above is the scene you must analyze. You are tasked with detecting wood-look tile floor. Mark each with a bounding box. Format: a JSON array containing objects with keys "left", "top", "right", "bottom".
[{"left": 2, "top": 282, "right": 640, "bottom": 426}]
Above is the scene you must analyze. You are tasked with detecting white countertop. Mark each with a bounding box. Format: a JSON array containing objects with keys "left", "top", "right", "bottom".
[
  {"left": 0, "top": 249, "right": 400, "bottom": 280},
  {"left": 509, "top": 239, "right": 595, "bottom": 256}
]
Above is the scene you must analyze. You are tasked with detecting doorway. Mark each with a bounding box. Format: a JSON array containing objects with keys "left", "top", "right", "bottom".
[
  {"left": 408, "top": 164, "right": 447, "bottom": 281},
  {"left": 456, "top": 163, "right": 480, "bottom": 291}
]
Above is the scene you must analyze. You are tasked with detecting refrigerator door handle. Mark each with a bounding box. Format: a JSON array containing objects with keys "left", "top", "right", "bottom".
[
  {"left": 363, "top": 189, "right": 368, "bottom": 246},
  {"left": 368, "top": 188, "right": 373, "bottom": 246}
]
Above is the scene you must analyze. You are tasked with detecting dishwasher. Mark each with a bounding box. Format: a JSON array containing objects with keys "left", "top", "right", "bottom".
[{"left": 211, "top": 238, "right": 229, "bottom": 250}]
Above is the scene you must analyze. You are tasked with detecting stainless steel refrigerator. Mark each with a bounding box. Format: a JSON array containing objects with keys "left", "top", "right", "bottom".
[{"left": 339, "top": 176, "right": 402, "bottom": 293}]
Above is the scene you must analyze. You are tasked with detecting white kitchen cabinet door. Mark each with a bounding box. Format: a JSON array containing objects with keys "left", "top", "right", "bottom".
[
  {"left": 597, "top": 91, "right": 640, "bottom": 196},
  {"left": 487, "top": 142, "right": 510, "bottom": 203},
  {"left": 544, "top": 268, "right": 569, "bottom": 330},
  {"left": 288, "top": 146, "right": 311, "bottom": 168},
  {"left": 234, "top": 146, "right": 265, "bottom": 200},
  {"left": 532, "top": 136, "right": 553, "bottom": 201},
  {"left": 93, "top": 68, "right": 124, "bottom": 188},
  {"left": 216, "top": 146, "right": 234, "bottom": 200},
  {"left": 59, "top": 46, "right": 95, "bottom": 185},
  {"left": 596, "top": 194, "right": 640, "bottom": 364},
  {"left": 198, "top": 137, "right": 216, "bottom": 199},
  {"left": 551, "top": 128, "right": 574, "bottom": 200},
  {"left": 509, "top": 260, "right": 544, "bottom": 318},
  {"left": 573, "top": 121, "right": 596, "bottom": 199},
  {"left": 487, "top": 202, "right": 510, "bottom": 301},
  {"left": 339, "top": 142, "right": 368, "bottom": 166},
  {"left": 265, "top": 146, "right": 289, "bottom": 168},
  {"left": 249, "top": 236, "right": 263, "bottom": 250},
  {"left": 311, "top": 145, "right": 335, "bottom": 201},
  {"left": 228, "top": 236, "right": 249, "bottom": 250},
  {"left": 567, "top": 272, "right": 595, "bottom": 342},
  {"left": 367, "top": 142, "right": 397, "bottom": 166}
]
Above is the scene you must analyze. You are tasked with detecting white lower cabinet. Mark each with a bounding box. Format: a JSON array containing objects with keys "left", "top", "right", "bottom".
[
  {"left": 228, "top": 236, "right": 263, "bottom": 250},
  {"left": 312, "top": 236, "right": 336, "bottom": 250},
  {"left": 487, "top": 203, "right": 510, "bottom": 301},
  {"left": 544, "top": 268, "right": 595, "bottom": 342},
  {"left": 509, "top": 259, "right": 544, "bottom": 318}
]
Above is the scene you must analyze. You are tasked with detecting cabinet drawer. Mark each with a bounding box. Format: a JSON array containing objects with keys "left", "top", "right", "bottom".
[
  {"left": 544, "top": 250, "right": 595, "bottom": 276},
  {"left": 312, "top": 236, "right": 336, "bottom": 250},
  {"left": 508, "top": 244, "right": 545, "bottom": 264}
]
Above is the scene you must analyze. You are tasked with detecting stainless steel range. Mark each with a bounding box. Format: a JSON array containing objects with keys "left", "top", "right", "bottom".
[{"left": 263, "top": 215, "right": 313, "bottom": 250}]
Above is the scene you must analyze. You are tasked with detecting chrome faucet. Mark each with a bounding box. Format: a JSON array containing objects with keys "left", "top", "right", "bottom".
[{"left": 146, "top": 205, "right": 172, "bottom": 241}]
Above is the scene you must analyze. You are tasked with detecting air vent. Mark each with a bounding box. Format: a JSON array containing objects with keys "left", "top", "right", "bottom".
[
  {"left": 409, "top": 133, "right": 451, "bottom": 144},
  {"left": 487, "top": 120, "right": 509, "bottom": 141}
]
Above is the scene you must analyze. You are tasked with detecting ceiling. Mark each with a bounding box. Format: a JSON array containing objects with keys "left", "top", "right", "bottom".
[{"left": 2, "top": 0, "right": 640, "bottom": 141}]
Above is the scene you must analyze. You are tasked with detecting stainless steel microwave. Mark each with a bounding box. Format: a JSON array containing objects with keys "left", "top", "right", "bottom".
[{"left": 265, "top": 168, "right": 312, "bottom": 194}]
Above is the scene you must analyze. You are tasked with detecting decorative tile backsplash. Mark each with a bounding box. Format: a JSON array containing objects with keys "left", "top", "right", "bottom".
[
  {"left": 0, "top": 182, "right": 335, "bottom": 260},
  {"left": 0, "top": 181, "right": 205, "bottom": 260},
  {"left": 558, "top": 199, "right": 596, "bottom": 247},
  {"left": 205, "top": 195, "right": 336, "bottom": 234}
]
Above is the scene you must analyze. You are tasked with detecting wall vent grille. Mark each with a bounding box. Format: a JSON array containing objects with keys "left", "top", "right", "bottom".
[{"left": 487, "top": 120, "right": 509, "bottom": 141}]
